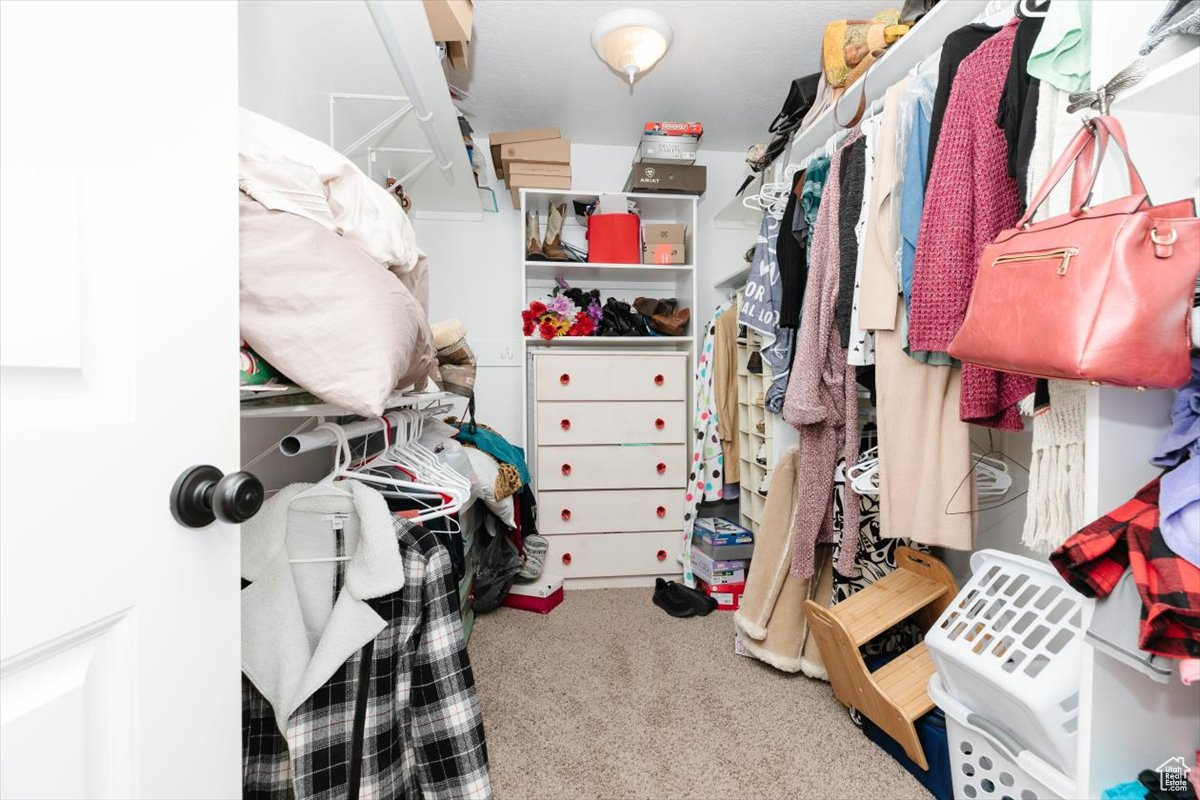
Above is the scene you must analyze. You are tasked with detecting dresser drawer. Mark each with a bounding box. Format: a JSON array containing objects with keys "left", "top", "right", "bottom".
[
  {"left": 537, "top": 445, "right": 686, "bottom": 490},
  {"left": 539, "top": 489, "right": 684, "bottom": 534},
  {"left": 534, "top": 354, "right": 687, "bottom": 401},
  {"left": 536, "top": 401, "right": 686, "bottom": 445},
  {"left": 545, "top": 531, "right": 682, "bottom": 578}
]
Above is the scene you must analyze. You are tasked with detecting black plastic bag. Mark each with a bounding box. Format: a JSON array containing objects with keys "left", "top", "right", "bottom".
[{"left": 473, "top": 512, "right": 523, "bottom": 613}]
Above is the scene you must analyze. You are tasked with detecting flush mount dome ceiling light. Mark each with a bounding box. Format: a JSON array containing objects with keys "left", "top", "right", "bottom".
[{"left": 590, "top": 9, "right": 673, "bottom": 86}]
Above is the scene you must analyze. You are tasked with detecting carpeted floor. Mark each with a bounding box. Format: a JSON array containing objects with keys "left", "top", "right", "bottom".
[{"left": 469, "top": 588, "right": 930, "bottom": 800}]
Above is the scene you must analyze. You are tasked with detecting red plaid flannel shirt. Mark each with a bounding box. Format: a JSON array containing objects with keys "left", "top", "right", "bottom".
[{"left": 1051, "top": 478, "right": 1200, "bottom": 659}]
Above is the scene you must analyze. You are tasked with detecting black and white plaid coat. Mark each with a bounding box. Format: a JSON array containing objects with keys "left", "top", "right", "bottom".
[{"left": 241, "top": 482, "right": 491, "bottom": 800}]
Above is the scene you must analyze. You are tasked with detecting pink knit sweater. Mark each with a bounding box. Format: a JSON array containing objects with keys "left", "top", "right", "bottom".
[
  {"left": 782, "top": 135, "right": 861, "bottom": 579},
  {"left": 907, "top": 22, "right": 1035, "bottom": 431}
]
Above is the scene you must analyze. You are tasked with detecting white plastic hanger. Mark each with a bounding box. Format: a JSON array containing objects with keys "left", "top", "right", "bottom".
[
  {"left": 288, "top": 423, "right": 356, "bottom": 565},
  {"left": 977, "top": 0, "right": 1016, "bottom": 27}
]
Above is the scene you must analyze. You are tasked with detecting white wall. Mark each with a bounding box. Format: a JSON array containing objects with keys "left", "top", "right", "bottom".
[{"left": 418, "top": 141, "right": 753, "bottom": 445}]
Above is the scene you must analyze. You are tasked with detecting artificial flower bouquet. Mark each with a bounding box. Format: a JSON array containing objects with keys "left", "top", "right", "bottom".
[{"left": 521, "top": 282, "right": 602, "bottom": 340}]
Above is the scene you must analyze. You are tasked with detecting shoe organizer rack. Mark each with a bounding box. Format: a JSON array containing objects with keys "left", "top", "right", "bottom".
[
  {"left": 519, "top": 188, "right": 698, "bottom": 589},
  {"left": 736, "top": 315, "right": 772, "bottom": 533}
]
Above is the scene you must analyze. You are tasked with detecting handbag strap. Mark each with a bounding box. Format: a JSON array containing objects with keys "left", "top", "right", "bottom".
[{"left": 1015, "top": 115, "right": 1149, "bottom": 228}]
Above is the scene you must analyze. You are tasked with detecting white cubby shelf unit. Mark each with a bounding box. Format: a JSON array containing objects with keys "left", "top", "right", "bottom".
[{"left": 518, "top": 187, "right": 699, "bottom": 453}]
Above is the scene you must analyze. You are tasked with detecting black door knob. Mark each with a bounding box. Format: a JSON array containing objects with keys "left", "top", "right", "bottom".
[{"left": 170, "top": 465, "right": 265, "bottom": 528}]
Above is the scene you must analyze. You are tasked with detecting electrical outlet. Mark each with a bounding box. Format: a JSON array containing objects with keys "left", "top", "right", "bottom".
[{"left": 473, "top": 339, "right": 522, "bottom": 367}]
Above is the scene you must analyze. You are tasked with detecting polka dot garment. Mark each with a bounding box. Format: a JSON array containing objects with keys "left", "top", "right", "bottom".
[{"left": 679, "top": 303, "right": 731, "bottom": 586}]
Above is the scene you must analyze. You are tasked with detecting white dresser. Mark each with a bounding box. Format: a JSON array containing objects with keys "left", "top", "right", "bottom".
[{"left": 530, "top": 350, "right": 689, "bottom": 585}]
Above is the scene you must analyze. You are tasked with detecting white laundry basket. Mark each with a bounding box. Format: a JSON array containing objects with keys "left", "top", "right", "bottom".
[
  {"left": 925, "top": 550, "right": 1090, "bottom": 776},
  {"left": 930, "top": 675, "right": 1075, "bottom": 800}
]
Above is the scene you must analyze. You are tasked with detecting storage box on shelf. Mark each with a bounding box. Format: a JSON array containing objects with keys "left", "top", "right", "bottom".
[{"left": 520, "top": 188, "right": 698, "bottom": 588}]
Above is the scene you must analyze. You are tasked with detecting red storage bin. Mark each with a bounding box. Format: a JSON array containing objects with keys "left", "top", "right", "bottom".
[{"left": 587, "top": 212, "right": 640, "bottom": 263}]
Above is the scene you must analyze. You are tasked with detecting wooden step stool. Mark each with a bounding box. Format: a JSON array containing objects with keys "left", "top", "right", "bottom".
[{"left": 804, "top": 547, "right": 958, "bottom": 770}]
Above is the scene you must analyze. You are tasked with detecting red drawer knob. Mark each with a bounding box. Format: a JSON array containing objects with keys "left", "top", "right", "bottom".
[
  {"left": 561, "top": 552, "right": 572, "bottom": 565},
  {"left": 654, "top": 418, "right": 665, "bottom": 430},
  {"left": 559, "top": 373, "right": 570, "bottom": 385},
  {"left": 654, "top": 374, "right": 665, "bottom": 386},
  {"left": 656, "top": 549, "right": 668, "bottom": 561},
  {"left": 560, "top": 419, "right": 571, "bottom": 431},
  {"left": 656, "top": 506, "right": 667, "bottom": 518},
  {"left": 561, "top": 509, "right": 571, "bottom": 521},
  {"left": 656, "top": 462, "right": 667, "bottom": 474},
  {"left": 561, "top": 463, "right": 572, "bottom": 476}
]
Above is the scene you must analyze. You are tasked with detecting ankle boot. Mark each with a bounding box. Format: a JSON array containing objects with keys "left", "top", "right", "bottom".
[
  {"left": 526, "top": 211, "right": 545, "bottom": 261},
  {"left": 541, "top": 202, "right": 568, "bottom": 261},
  {"left": 650, "top": 307, "right": 690, "bottom": 337}
]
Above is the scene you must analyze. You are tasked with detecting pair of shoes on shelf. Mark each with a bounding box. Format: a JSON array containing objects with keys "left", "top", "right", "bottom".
[
  {"left": 598, "top": 298, "right": 650, "bottom": 337},
  {"left": 758, "top": 473, "right": 770, "bottom": 496},
  {"left": 755, "top": 443, "right": 767, "bottom": 466},
  {"left": 755, "top": 419, "right": 766, "bottom": 433},
  {"left": 753, "top": 392, "right": 765, "bottom": 406},
  {"left": 653, "top": 577, "right": 717, "bottom": 618},
  {"left": 633, "top": 297, "right": 691, "bottom": 337},
  {"left": 526, "top": 202, "right": 569, "bottom": 261}
]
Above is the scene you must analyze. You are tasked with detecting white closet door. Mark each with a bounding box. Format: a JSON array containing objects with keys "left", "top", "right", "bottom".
[{"left": 0, "top": 3, "right": 240, "bottom": 798}]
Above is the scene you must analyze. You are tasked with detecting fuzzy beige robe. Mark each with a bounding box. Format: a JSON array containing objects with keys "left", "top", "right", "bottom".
[{"left": 733, "top": 448, "right": 834, "bottom": 677}]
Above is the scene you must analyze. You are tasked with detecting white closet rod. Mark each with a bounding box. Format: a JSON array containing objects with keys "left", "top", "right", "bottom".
[
  {"left": 281, "top": 412, "right": 406, "bottom": 456},
  {"left": 364, "top": 0, "right": 455, "bottom": 184}
]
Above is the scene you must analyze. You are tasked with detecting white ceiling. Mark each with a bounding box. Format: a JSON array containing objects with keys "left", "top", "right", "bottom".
[{"left": 449, "top": 0, "right": 893, "bottom": 151}]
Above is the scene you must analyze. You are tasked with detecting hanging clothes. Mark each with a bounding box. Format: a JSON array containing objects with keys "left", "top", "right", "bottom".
[
  {"left": 241, "top": 482, "right": 491, "bottom": 800},
  {"left": 908, "top": 21, "right": 1036, "bottom": 431},
  {"left": 846, "top": 113, "right": 879, "bottom": 367},
  {"left": 777, "top": 170, "right": 807, "bottom": 329},
  {"left": 998, "top": 13, "right": 1046, "bottom": 211},
  {"left": 1026, "top": 0, "right": 1093, "bottom": 93},
  {"left": 738, "top": 215, "right": 794, "bottom": 412},
  {"left": 782, "top": 135, "right": 861, "bottom": 579},
  {"left": 835, "top": 136, "right": 868, "bottom": 351},
  {"left": 829, "top": 426, "right": 928, "bottom": 657},
  {"left": 680, "top": 305, "right": 730, "bottom": 585},
  {"left": 857, "top": 68, "right": 975, "bottom": 552},
  {"left": 800, "top": 157, "right": 831, "bottom": 261},
  {"left": 925, "top": 23, "right": 999, "bottom": 185},
  {"left": 713, "top": 305, "right": 741, "bottom": 484}
]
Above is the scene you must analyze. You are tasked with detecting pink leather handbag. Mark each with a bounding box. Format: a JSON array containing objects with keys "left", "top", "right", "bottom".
[{"left": 948, "top": 115, "right": 1199, "bottom": 389}]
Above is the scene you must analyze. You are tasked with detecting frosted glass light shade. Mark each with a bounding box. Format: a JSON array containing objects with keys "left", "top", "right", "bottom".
[{"left": 590, "top": 10, "right": 673, "bottom": 84}]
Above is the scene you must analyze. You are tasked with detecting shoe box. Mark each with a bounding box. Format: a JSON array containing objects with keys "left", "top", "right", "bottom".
[
  {"left": 423, "top": 1, "right": 472, "bottom": 68},
  {"left": 642, "top": 223, "right": 687, "bottom": 264},
  {"left": 690, "top": 546, "right": 746, "bottom": 586},
  {"left": 624, "top": 162, "right": 706, "bottom": 195},
  {"left": 488, "top": 126, "right": 558, "bottom": 179},
  {"left": 502, "top": 573, "right": 564, "bottom": 614},
  {"left": 693, "top": 517, "right": 755, "bottom": 561},
  {"left": 695, "top": 577, "right": 745, "bottom": 611}
]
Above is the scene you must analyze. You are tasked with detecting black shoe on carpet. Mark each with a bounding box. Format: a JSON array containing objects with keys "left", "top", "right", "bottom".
[
  {"left": 653, "top": 578, "right": 718, "bottom": 618},
  {"left": 653, "top": 578, "right": 696, "bottom": 617}
]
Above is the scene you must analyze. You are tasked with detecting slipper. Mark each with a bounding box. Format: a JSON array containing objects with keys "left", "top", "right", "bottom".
[{"left": 653, "top": 578, "right": 696, "bottom": 618}]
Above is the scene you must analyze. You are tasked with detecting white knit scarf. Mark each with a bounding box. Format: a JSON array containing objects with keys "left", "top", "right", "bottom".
[{"left": 1020, "top": 84, "right": 1088, "bottom": 553}]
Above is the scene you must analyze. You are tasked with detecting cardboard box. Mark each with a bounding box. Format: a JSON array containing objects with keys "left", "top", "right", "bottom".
[
  {"left": 422, "top": 0, "right": 473, "bottom": 42},
  {"left": 691, "top": 560, "right": 745, "bottom": 586},
  {"left": 507, "top": 172, "right": 571, "bottom": 190},
  {"left": 506, "top": 161, "right": 572, "bottom": 178},
  {"left": 446, "top": 39, "right": 469, "bottom": 70},
  {"left": 624, "top": 162, "right": 706, "bottom": 195},
  {"left": 642, "top": 241, "right": 685, "bottom": 265},
  {"left": 637, "top": 135, "right": 698, "bottom": 164},
  {"left": 489, "top": 126, "right": 560, "bottom": 179},
  {"left": 502, "top": 137, "right": 570, "bottom": 166},
  {"left": 696, "top": 578, "right": 745, "bottom": 611}
]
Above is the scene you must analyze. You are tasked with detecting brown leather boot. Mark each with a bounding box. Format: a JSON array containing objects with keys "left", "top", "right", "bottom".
[
  {"left": 541, "top": 202, "right": 568, "bottom": 260},
  {"left": 650, "top": 307, "right": 690, "bottom": 336}
]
